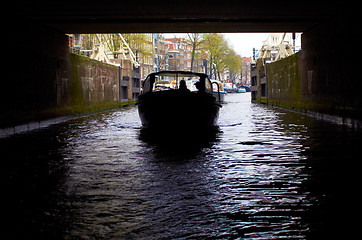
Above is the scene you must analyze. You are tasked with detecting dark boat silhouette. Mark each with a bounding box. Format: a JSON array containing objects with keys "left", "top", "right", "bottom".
[{"left": 137, "top": 71, "right": 221, "bottom": 132}]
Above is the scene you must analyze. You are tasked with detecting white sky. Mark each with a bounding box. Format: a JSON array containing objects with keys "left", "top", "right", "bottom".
[
  {"left": 223, "top": 33, "right": 302, "bottom": 57},
  {"left": 163, "top": 33, "right": 302, "bottom": 58},
  {"left": 223, "top": 33, "right": 271, "bottom": 57}
]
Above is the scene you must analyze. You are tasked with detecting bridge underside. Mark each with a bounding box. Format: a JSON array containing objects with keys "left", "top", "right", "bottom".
[{"left": 16, "top": 2, "right": 342, "bottom": 33}]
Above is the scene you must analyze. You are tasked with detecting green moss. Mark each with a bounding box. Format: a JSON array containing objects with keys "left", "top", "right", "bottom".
[
  {"left": 266, "top": 53, "right": 302, "bottom": 110},
  {"left": 68, "top": 53, "right": 125, "bottom": 115},
  {"left": 69, "top": 101, "right": 136, "bottom": 115},
  {"left": 35, "top": 53, "right": 134, "bottom": 121},
  {"left": 1, "top": 53, "right": 133, "bottom": 128},
  {"left": 34, "top": 101, "right": 137, "bottom": 122},
  {"left": 265, "top": 52, "right": 342, "bottom": 117},
  {"left": 69, "top": 54, "right": 85, "bottom": 108}
]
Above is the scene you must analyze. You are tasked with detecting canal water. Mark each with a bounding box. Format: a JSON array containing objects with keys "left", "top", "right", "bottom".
[{"left": 2, "top": 93, "right": 360, "bottom": 239}]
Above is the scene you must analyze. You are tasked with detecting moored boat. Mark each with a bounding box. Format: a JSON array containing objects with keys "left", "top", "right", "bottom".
[
  {"left": 237, "top": 87, "right": 246, "bottom": 93},
  {"left": 137, "top": 71, "right": 222, "bottom": 132}
]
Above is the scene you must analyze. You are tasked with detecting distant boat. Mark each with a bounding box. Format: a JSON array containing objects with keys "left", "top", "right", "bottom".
[
  {"left": 224, "top": 88, "right": 235, "bottom": 93},
  {"left": 137, "top": 71, "right": 222, "bottom": 131},
  {"left": 242, "top": 86, "right": 251, "bottom": 92},
  {"left": 237, "top": 87, "right": 246, "bottom": 93}
]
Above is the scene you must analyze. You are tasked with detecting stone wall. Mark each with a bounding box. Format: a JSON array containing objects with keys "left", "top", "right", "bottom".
[
  {"left": 69, "top": 53, "right": 121, "bottom": 113},
  {"left": 267, "top": 53, "right": 302, "bottom": 110},
  {"left": 259, "top": 12, "right": 362, "bottom": 128},
  {"left": 266, "top": 49, "right": 361, "bottom": 127},
  {"left": 300, "top": 17, "right": 361, "bottom": 122},
  {"left": 251, "top": 58, "right": 268, "bottom": 104},
  {"left": 1, "top": 24, "right": 134, "bottom": 129},
  {"left": 2, "top": 25, "right": 71, "bottom": 128}
]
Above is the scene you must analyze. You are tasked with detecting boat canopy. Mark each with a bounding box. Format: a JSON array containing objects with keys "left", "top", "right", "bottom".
[
  {"left": 142, "top": 71, "right": 213, "bottom": 94},
  {"left": 210, "top": 79, "right": 225, "bottom": 93}
]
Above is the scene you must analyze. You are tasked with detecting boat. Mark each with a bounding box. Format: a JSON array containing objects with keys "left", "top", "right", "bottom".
[
  {"left": 243, "top": 85, "right": 251, "bottom": 92},
  {"left": 137, "top": 71, "right": 222, "bottom": 131},
  {"left": 211, "top": 79, "right": 227, "bottom": 102},
  {"left": 224, "top": 87, "right": 236, "bottom": 93},
  {"left": 185, "top": 78, "right": 226, "bottom": 103},
  {"left": 237, "top": 87, "right": 246, "bottom": 93},
  {"left": 237, "top": 86, "right": 251, "bottom": 92}
]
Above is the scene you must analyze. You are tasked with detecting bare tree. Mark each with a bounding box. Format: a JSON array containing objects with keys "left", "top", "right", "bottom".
[{"left": 187, "top": 33, "right": 203, "bottom": 72}]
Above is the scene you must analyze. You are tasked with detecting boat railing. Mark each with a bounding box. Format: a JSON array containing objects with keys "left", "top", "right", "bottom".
[{"left": 212, "top": 81, "right": 221, "bottom": 102}]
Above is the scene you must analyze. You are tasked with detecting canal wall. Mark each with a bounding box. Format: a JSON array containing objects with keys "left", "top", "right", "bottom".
[
  {"left": 1, "top": 51, "right": 135, "bottom": 136},
  {"left": 2, "top": 25, "right": 69, "bottom": 129},
  {"left": 265, "top": 50, "right": 361, "bottom": 127},
  {"left": 252, "top": 14, "right": 361, "bottom": 128},
  {"left": 1, "top": 25, "right": 136, "bottom": 131},
  {"left": 266, "top": 53, "right": 302, "bottom": 111},
  {"left": 69, "top": 53, "right": 124, "bottom": 113},
  {"left": 299, "top": 18, "right": 361, "bottom": 127}
]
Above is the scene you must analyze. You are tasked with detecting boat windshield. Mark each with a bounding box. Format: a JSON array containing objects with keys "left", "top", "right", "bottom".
[{"left": 142, "top": 71, "right": 213, "bottom": 94}]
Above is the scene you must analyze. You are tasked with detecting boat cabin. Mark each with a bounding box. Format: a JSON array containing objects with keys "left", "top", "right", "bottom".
[{"left": 142, "top": 71, "right": 213, "bottom": 94}]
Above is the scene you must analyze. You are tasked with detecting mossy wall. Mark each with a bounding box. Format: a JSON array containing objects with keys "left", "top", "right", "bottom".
[
  {"left": 68, "top": 53, "right": 122, "bottom": 114},
  {"left": 257, "top": 13, "right": 362, "bottom": 126},
  {"left": 266, "top": 47, "right": 361, "bottom": 126},
  {"left": 267, "top": 53, "right": 302, "bottom": 110},
  {"left": 1, "top": 25, "right": 132, "bottom": 128},
  {"left": 266, "top": 53, "right": 341, "bottom": 114}
]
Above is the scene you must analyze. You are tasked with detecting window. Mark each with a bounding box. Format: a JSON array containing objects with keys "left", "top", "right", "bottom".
[
  {"left": 132, "top": 78, "right": 140, "bottom": 88},
  {"left": 261, "top": 83, "right": 266, "bottom": 97},
  {"left": 251, "top": 76, "right": 257, "bottom": 86}
]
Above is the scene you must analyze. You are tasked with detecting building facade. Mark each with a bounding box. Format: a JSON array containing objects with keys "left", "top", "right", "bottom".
[
  {"left": 165, "top": 38, "right": 192, "bottom": 71},
  {"left": 241, "top": 57, "right": 251, "bottom": 86}
]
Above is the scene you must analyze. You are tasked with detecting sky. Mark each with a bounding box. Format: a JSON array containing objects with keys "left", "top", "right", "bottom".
[
  {"left": 224, "top": 33, "right": 302, "bottom": 57},
  {"left": 223, "top": 33, "right": 271, "bottom": 58},
  {"left": 163, "top": 33, "right": 302, "bottom": 58}
]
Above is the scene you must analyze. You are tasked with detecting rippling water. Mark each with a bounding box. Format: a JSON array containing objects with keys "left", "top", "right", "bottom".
[{"left": 2, "top": 93, "right": 360, "bottom": 239}]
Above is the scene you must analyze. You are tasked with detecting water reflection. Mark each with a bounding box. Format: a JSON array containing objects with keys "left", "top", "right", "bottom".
[
  {"left": 139, "top": 126, "right": 220, "bottom": 160},
  {"left": 2, "top": 94, "right": 360, "bottom": 239}
]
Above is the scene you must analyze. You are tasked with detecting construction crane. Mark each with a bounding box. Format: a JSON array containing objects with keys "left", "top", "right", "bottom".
[
  {"left": 255, "top": 33, "right": 294, "bottom": 62},
  {"left": 275, "top": 33, "right": 293, "bottom": 61},
  {"left": 90, "top": 34, "right": 140, "bottom": 68},
  {"left": 90, "top": 34, "right": 111, "bottom": 64},
  {"left": 118, "top": 34, "right": 140, "bottom": 68}
]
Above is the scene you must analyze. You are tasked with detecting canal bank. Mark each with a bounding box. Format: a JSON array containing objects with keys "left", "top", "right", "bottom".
[{"left": 0, "top": 101, "right": 136, "bottom": 138}]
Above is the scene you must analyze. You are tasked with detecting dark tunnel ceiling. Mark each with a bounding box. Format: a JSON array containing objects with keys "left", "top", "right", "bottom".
[{"left": 18, "top": 1, "right": 344, "bottom": 33}]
